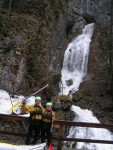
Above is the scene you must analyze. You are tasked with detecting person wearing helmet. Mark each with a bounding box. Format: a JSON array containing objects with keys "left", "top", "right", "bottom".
[
  {"left": 22, "top": 96, "right": 45, "bottom": 145},
  {"left": 41, "top": 101, "right": 55, "bottom": 147}
]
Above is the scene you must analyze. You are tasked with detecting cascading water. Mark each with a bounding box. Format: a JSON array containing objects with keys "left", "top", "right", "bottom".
[
  {"left": 60, "top": 23, "right": 113, "bottom": 150},
  {"left": 60, "top": 23, "right": 94, "bottom": 95},
  {"left": 64, "top": 106, "right": 113, "bottom": 150}
]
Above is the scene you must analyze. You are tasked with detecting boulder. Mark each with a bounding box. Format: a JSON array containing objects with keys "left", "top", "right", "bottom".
[{"left": 51, "top": 95, "right": 72, "bottom": 111}]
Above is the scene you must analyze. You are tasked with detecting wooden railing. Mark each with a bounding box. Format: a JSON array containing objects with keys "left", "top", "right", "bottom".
[
  {"left": 0, "top": 114, "right": 113, "bottom": 150},
  {"left": 54, "top": 120, "right": 113, "bottom": 150}
]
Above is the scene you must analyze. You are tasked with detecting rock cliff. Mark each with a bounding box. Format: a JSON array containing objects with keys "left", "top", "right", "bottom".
[{"left": 0, "top": 0, "right": 112, "bottom": 123}]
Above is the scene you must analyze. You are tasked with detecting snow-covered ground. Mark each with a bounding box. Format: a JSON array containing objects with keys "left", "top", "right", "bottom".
[
  {"left": 0, "top": 142, "right": 46, "bottom": 150},
  {"left": 0, "top": 89, "right": 46, "bottom": 150},
  {"left": 0, "top": 89, "right": 35, "bottom": 115}
]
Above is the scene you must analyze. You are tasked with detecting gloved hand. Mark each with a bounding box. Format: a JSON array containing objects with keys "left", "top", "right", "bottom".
[{"left": 22, "top": 98, "right": 26, "bottom": 104}]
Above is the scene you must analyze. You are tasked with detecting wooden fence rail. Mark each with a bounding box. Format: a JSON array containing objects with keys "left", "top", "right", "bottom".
[{"left": 0, "top": 114, "right": 113, "bottom": 150}]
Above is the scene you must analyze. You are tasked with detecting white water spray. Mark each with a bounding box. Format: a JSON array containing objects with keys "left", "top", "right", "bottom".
[
  {"left": 60, "top": 23, "right": 94, "bottom": 95},
  {"left": 60, "top": 23, "right": 113, "bottom": 150},
  {"left": 65, "top": 106, "right": 113, "bottom": 150}
]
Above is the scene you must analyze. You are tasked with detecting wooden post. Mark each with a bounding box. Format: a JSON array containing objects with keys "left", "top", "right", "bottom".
[{"left": 57, "top": 125, "right": 64, "bottom": 150}]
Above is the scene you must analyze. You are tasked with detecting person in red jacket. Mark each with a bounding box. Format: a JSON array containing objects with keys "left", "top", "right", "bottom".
[{"left": 41, "top": 102, "right": 55, "bottom": 147}]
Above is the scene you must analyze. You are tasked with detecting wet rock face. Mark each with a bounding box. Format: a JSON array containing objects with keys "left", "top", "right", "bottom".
[
  {"left": 0, "top": 0, "right": 68, "bottom": 94},
  {"left": 66, "top": 0, "right": 84, "bottom": 39},
  {"left": 83, "top": 0, "right": 111, "bottom": 26},
  {"left": 72, "top": 79, "right": 113, "bottom": 123},
  {"left": 51, "top": 95, "right": 72, "bottom": 111},
  {"left": 0, "top": 0, "right": 111, "bottom": 108},
  {"left": 0, "top": 34, "right": 26, "bottom": 93}
]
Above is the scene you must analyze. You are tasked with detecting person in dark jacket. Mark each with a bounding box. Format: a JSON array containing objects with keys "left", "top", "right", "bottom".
[
  {"left": 22, "top": 96, "right": 45, "bottom": 145},
  {"left": 41, "top": 102, "right": 55, "bottom": 147}
]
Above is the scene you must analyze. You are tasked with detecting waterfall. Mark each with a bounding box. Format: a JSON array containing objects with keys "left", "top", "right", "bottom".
[
  {"left": 60, "top": 23, "right": 94, "bottom": 95},
  {"left": 64, "top": 106, "right": 113, "bottom": 150},
  {"left": 60, "top": 23, "right": 113, "bottom": 150}
]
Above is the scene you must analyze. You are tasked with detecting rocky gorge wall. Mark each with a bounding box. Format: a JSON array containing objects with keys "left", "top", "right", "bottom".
[{"left": 0, "top": 0, "right": 112, "bottom": 122}]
